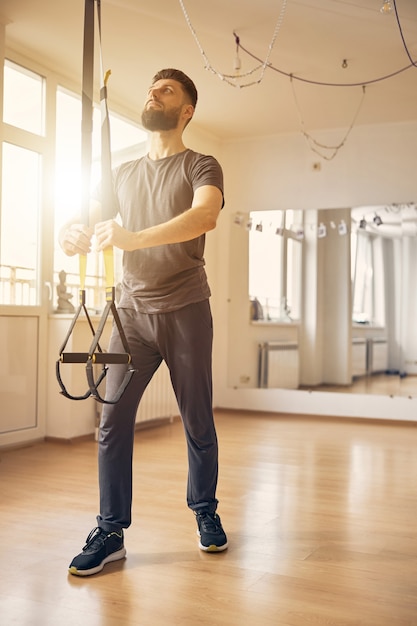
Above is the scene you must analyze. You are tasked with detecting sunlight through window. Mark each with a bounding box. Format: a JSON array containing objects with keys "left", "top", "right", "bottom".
[{"left": 54, "top": 87, "right": 148, "bottom": 311}]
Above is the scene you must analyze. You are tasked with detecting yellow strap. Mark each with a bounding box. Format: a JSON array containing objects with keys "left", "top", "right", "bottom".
[
  {"left": 104, "top": 69, "right": 111, "bottom": 86},
  {"left": 79, "top": 253, "right": 87, "bottom": 291},
  {"left": 103, "top": 246, "right": 114, "bottom": 289}
]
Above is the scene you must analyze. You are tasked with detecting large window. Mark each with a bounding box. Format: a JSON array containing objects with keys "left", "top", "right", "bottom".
[
  {"left": 1, "top": 59, "right": 148, "bottom": 308},
  {"left": 0, "top": 55, "right": 150, "bottom": 440},
  {"left": 249, "top": 209, "right": 302, "bottom": 322},
  {"left": 1, "top": 61, "right": 45, "bottom": 305}
]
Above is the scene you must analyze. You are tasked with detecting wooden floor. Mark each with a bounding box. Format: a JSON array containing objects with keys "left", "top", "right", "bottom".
[{"left": 1, "top": 410, "right": 417, "bottom": 626}]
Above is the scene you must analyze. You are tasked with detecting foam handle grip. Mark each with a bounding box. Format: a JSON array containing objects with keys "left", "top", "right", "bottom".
[
  {"left": 60, "top": 352, "right": 131, "bottom": 364},
  {"left": 92, "top": 353, "right": 131, "bottom": 364},
  {"left": 60, "top": 352, "right": 90, "bottom": 363}
]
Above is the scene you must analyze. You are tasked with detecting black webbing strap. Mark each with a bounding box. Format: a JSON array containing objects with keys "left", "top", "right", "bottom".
[
  {"left": 56, "top": 0, "right": 135, "bottom": 404},
  {"left": 81, "top": 0, "right": 94, "bottom": 227}
]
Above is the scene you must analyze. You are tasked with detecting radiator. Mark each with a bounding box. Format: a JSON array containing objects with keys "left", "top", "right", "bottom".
[
  {"left": 368, "top": 338, "right": 388, "bottom": 374},
  {"left": 352, "top": 338, "right": 367, "bottom": 377},
  {"left": 136, "top": 362, "right": 179, "bottom": 425},
  {"left": 258, "top": 341, "right": 299, "bottom": 389}
]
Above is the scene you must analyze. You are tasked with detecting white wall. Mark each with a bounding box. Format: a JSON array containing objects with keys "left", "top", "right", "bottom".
[
  {"left": 219, "top": 122, "right": 417, "bottom": 212},
  {"left": 209, "top": 120, "right": 417, "bottom": 421}
]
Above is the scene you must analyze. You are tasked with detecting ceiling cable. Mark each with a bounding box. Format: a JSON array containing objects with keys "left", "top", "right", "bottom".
[
  {"left": 290, "top": 80, "right": 366, "bottom": 160},
  {"left": 237, "top": 38, "right": 414, "bottom": 88},
  {"left": 392, "top": 0, "right": 417, "bottom": 69},
  {"left": 178, "top": 0, "right": 288, "bottom": 88}
]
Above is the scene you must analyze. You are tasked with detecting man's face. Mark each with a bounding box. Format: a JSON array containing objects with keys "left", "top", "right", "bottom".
[{"left": 141, "top": 79, "right": 192, "bottom": 131}]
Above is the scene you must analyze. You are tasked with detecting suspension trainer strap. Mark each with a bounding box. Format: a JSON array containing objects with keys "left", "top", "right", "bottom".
[
  {"left": 80, "top": 0, "right": 95, "bottom": 289},
  {"left": 56, "top": 0, "right": 104, "bottom": 400},
  {"left": 56, "top": 0, "right": 135, "bottom": 403},
  {"left": 84, "top": 0, "right": 136, "bottom": 403}
]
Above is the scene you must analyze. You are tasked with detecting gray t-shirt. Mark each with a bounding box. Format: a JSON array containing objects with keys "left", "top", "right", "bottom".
[{"left": 109, "top": 149, "right": 224, "bottom": 314}]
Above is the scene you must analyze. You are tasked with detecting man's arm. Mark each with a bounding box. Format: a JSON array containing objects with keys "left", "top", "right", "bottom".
[{"left": 94, "top": 185, "right": 223, "bottom": 252}]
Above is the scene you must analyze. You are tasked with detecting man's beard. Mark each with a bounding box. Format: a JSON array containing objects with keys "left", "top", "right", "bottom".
[{"left": 141, "top": 105, "right": 182, "bottom": 131}]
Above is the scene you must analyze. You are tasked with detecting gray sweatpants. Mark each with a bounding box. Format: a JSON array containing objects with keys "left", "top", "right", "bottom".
[{"left": 96, "top": 300, "right": 219, "bottom": 532}]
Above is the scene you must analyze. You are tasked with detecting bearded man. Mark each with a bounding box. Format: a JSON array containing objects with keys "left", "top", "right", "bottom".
[{"left": 60, "top": 68, "right": 228, "bottom": 576}]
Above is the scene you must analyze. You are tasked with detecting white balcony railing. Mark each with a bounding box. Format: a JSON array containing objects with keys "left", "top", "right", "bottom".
[{"left": 0, "top": 264, "right": 105, "bottom": 311}]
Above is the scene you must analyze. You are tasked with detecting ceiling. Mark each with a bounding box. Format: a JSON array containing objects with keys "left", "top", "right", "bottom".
[{"left": 1, "top": 0, "right": 417, "bottom": 140}]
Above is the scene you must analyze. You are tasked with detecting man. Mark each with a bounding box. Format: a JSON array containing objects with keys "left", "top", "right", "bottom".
[{"left": 60, "top": 68, "right": 228, "bottom": 576}]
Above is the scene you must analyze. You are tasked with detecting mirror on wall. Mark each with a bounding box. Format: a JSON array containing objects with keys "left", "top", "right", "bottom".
[{"left": 228, "top": 203, "right": 417, "bottom": 397}]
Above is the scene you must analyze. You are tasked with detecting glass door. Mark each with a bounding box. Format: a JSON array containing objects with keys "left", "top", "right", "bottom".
[{"left": 0, "top": 59, "right": 51, "bottom": 445}]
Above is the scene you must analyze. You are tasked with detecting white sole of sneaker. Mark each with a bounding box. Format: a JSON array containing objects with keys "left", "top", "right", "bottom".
[
  {"left": 198, "top": 539, "right": 228, "bottom": 552},
  {"left": 68, "top": 547, "right": 127, "bottom": 577},
  {"left": 197, "top": 530, "right": 228, "bottom": 552}
]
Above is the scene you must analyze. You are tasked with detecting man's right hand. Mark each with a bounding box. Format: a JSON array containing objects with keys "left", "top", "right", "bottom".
[{"left": 59, "top": 223, "right": 94, "bottom": 256}]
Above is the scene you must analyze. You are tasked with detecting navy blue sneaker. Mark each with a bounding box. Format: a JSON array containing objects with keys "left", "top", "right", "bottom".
[
  {"left": 69, "top": 527, "right": 126, "bottom": 576},
  {"left": 195, "top": 511, "right": 228, "bottom": 552}
]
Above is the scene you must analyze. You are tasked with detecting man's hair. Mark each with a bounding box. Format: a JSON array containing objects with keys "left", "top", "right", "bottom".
[{"left": 151, "top": 68, "right": 198, "bottom": 109}]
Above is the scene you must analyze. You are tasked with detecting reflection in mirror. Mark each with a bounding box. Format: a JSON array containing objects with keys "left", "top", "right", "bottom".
[
  {"left": 230, "top": 204, "right": 417, "bottom": 397},
  {"left": 349, "top": 204, "right": 417, "bottom": 397},
  {"left": 248, "top": 210, "right": 302, "bottom": 323}
]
